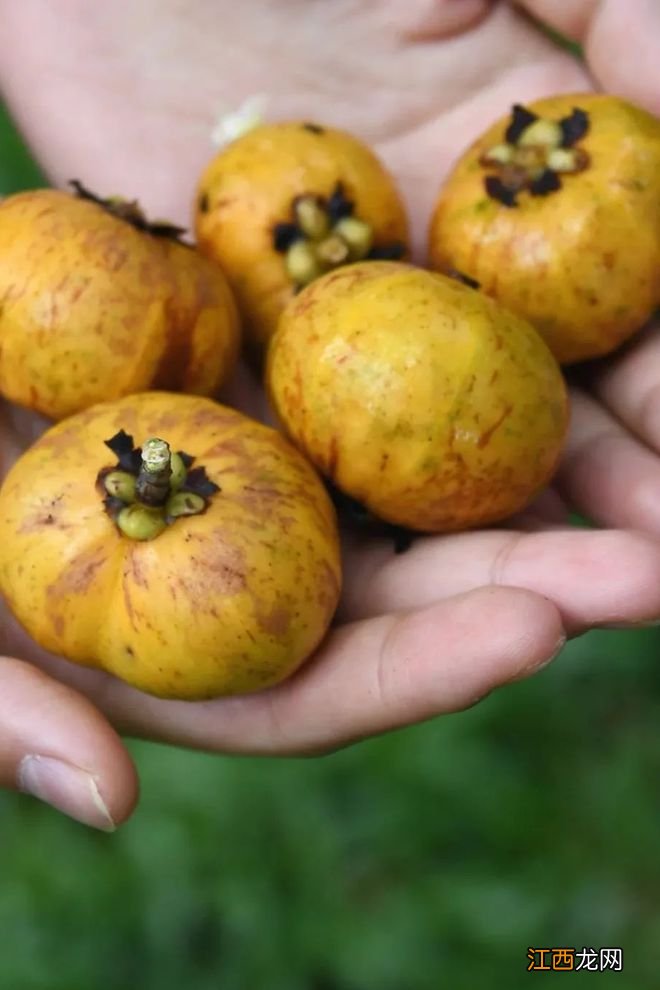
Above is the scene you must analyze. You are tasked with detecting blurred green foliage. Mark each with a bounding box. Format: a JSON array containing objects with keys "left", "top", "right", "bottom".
[
  {"left": 0, "top": 105, "right": 44, "bottom": 191},
  {"left": 1, "top": 103, "right": 659, "bottom": 990}
]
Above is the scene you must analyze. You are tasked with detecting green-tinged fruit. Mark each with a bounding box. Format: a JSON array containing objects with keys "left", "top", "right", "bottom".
[{"left": 117, "top": 504, "right": 167, "bottom": 541}]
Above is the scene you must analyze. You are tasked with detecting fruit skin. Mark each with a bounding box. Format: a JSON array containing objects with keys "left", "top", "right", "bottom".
[
  {"left": 0, "top": 190, "right": 241, "bottom": 419},
  {"left": 428, "top": 94, "right": 660, "bottom": 364},
  {"left": 266, "top": 262, "right": 569, "bottom": 533},
  {"left": 194, "top": 122, "right": 409, "bottom": 357},
  {"left": 0, "top": 392, "right": 341, "bottom": 700}
]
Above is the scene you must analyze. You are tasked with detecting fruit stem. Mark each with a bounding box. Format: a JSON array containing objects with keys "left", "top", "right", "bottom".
[{"left": 135, "top": 438, "right": 173, "bottom": 507}]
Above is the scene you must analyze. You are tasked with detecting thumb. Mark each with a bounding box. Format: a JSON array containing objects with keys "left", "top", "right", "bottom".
[{"left": 0, "top": 657, "right": 139, "bottom": 830}]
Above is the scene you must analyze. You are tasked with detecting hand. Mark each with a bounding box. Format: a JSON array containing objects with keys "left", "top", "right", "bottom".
[{"left": 1, "top": 0, "right": 660, "bottom": 830}]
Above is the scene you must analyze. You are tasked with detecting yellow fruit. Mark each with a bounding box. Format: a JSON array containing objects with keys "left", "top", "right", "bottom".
[
  {"left": 428, "top": 94, "right": 660, "bottom": 363},
  {"left": 267, "top": 262, "right": 569, "bottom": 532},
  {"left": 194, "top": 121, "right": 409, "bottom": 359},
  {"left": 0, "top": 186, "right": 240, "bottom": 419},
  {"left": 0, "top": 392, "right": 341, "bottom": 700}
]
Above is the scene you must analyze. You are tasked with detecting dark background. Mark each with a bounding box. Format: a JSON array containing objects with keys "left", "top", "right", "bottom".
[{"left": 1, "top": 102, "right": 659, "bottom": 989}]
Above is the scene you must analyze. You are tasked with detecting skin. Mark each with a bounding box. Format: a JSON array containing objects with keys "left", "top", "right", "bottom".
[
  {"left": 0, "top": 190, "right": 240, "bottom": 419},
  {"left": 0, "top": 393, "right": 341, "bottom": 700},
  {"left": 268, "top": 262, "right": 568, "bottom": 530},
  {"left": 2, "top": 0, "right": 660, "bottom": 829},
  {"left": 195, "top": 122, "right": 409, "bottom": 356},
  {"left": 428, "top": 94, "right": 660, "bottom": 363}
]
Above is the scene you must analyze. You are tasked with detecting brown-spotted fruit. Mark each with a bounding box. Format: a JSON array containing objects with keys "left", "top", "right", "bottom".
[
  {"left": 428, "top": 94, "right": 660, "bottom": 363},
  {"left": 0, "top": 392, "right": 341, "bottom": 699},
  {"left": 267, "top": 262, "right": 569, "bottom": 532},
  {"left": 194, "top": 122, "right": 409, "bottom": 359},
  {"left": 0, "top": 183, "right": 240, "bottom": 419}
]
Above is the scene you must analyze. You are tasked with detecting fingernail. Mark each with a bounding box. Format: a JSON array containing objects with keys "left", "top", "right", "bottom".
[
  {"left": 17, "top": 755, "right": 116, "bottom": 832},
  {"left": 510, "top": 635, "right": 566, "bottom": 683}
]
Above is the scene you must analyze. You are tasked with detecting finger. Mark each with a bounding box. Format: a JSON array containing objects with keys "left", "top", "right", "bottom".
[
  {"left": 557, "top": 387, "right": 660, "bottom": 536},
  {"left": 586, "top": 322, "right": 660, "bottom": 454},
  {"left": 0, "top": 657, "right": 138, "bottom": 829},
  {"left": 384, "top": 0, "right": 493, "bottom": 41},
  {"left": 339, "top": 519, "right": 660, "bottom": 633},
  {"left": 72, "top": 586, "right": 565, "bottom": 755},
  {"left": 514, "top": 0, "right": 597, "bottom": 40},
  {"left": 515, "top": 0, "right": 660, "bottom": 114}
]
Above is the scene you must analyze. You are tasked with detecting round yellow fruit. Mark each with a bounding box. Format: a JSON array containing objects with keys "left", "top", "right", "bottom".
[
  {"left": 267, "top": 262, "right": 569, "bottom": 532},
  {"left": 0, "top": 392, "right": 341, "bottom": 700},
  {"left": 0, "top": 186, "right": 240, "bottom": 419},
  {"left": 195, "top": 121, "right": 409, "bottom": 359},
  {"left": 428, "top": 94, "right": 660, "bottom": 364}
]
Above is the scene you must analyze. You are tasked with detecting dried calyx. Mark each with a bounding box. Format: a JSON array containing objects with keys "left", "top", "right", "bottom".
[
  {"left": 70, "top": 180, "right": 188, "bottom": 241},
  {"left": 273, "top": 182, "right": 405, "bottom": 289},
  {"left": 99, "top": 430, "right": 220, "bottom": 541},
  {"left": 326, "top": 483, "right": 414, "bottom": 555},
  {"left": 446, "top": 268, "right": 481, "bottom": 290},
  {"left": 480, "top": 104, "right": 590, "bottom": 207}
]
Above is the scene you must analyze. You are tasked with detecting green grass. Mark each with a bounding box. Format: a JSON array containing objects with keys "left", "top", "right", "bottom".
[{"left": 1, "top": 105, "right": 659, "bottom": 990}]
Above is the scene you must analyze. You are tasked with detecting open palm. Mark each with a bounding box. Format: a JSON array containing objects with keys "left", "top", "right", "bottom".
[{"left": 1, "top": 0, "right": 660, "bottom": 829}]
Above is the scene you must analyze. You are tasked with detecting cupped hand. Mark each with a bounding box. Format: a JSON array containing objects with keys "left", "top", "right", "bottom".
[{"left": 1, "top": 0, "right": 660, "bottom": 830}]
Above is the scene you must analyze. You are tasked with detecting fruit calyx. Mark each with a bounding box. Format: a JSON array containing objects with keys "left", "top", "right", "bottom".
[
  {"left": 98, "top": 430, "right": 220, "bottom": 541},
  {"left": 446, "top": 268, "right": 481, "bottom": 290},
  {"left": 327, "top": 483, "right": 414, "bottom": 555},
  {"left": 70, "top": 179, "right": 188, "bottom": 241},
  {"left": 272, "top": 182, "right": 405, "bottom": 289},
  {"left": 480, "top": 104, "right": 590, "bottom": 207}
]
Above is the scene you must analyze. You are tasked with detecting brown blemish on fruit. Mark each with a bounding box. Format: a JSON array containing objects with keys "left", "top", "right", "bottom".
[
  {"left": 238, "top": 485, "right": 296, "bottom": 523},
  {"left": 323, "top": 267, "right": 371, "bottom": 292},
  {"left": 202, "top": 539, "right": 247, "bottom": 594},
  {"left": 17, "top": 495, "right": 67, "bottom": 534},
  {"left": 69, "top": 280, "right": 90, "bottom": 305},
  {"left": 256, "top": 602, "right": 291, "bottom": 637},
  {"left": 128, "top": 552, "right": 149, "bottom": 588},
  {"left": 198, "top": 191, "right": 210, "bottom": 213},
  {"left": 203, "top": 434, "right": 252, "bottom": 462},
  {"left": 302, "top": 123, "right": 325, "bottom": 134},
  {"left": 191, "top": 404, "right": 240, "bottom": 432},
  {"left": 291, "top": 290, "right": 319, "bottom": 319},
  {"left": 153, "top": 301, "right": 193, "bottom": 391},
  {"left": 122, "top": 580, "right": 138, "bottom": 630},
  {"left": 47, "top": 546, "right": 108, "bottom": 597},
  {"left": 477, "top": 405, "right": 513, "bottom": 448}
]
